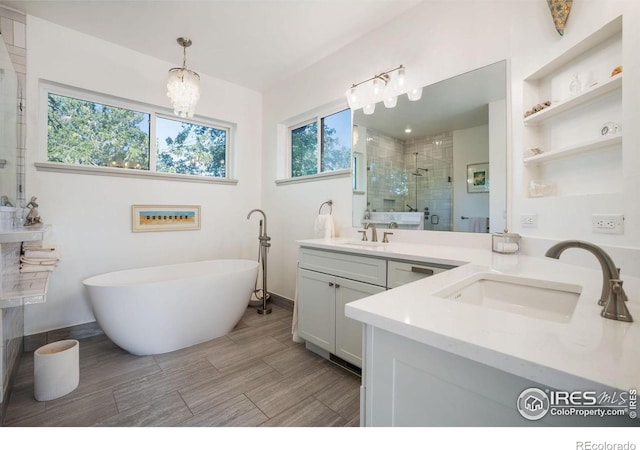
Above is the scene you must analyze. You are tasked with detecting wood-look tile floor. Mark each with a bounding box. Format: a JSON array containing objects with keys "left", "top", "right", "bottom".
[{"left": 4, "top": 304, "right": 361, "bottom": 427}]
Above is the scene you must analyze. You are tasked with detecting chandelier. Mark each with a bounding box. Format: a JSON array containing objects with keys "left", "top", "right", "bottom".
[
  {"left": 345, "top": 65, "right": 422, "bottom": 115},
  {"left": 167, "top": 37, "right": 200, "bottom": 118}
]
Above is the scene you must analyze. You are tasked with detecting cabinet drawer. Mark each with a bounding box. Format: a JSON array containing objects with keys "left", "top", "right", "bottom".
[
  {"left": 387, "top": 260, "right": 455, "bottom": 289},
  {"left": 299, "top": 248, "right": 387, "bottom": 287}
]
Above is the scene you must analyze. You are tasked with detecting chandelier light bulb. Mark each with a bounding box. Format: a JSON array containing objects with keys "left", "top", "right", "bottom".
[{"left": 363, "top": 103, "right": 376, "bottom": 115}]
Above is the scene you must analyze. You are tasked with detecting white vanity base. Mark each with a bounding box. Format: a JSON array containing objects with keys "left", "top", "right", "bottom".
[{"left": 362, "top": 326, "right": 636, "bottom": 427}]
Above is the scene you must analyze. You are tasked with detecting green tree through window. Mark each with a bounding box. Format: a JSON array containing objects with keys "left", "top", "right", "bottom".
[
  {"left": 47, "top": 93, "right": 150, "bottom": 169},
  {"left": 290, "top": 108, "right": 351, "bottom": 178},
  {"left": 156, "top": 117, "right": 227, "bottom": 177}
]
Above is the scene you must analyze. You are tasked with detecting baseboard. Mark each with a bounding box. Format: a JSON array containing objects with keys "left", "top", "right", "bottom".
[
  {"left": 23, "top": 321, "right": 104, "bottom": 352},
  {"left": 268, "top": 292, "right": 294, "bottom": 311}
]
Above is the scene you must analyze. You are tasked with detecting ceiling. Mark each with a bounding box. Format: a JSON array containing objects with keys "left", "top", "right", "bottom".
[{"left": 2, "top": 0, "right": 423, "bottom": 92}]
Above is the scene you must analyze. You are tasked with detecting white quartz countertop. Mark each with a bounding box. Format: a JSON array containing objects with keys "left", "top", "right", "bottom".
[{"left": 297, "top": 238, "right": 640, "bottom": 392}]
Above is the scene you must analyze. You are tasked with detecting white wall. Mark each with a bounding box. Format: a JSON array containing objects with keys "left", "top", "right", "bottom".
[
  {"left": 262, "top": 0, "right": 640, "bottom": 301},
  {"left": 452, "top": 124, "right": 490, "bottom": 233},
  {"left": 23, "top": 17, "right": 263, "bottom": 334}
]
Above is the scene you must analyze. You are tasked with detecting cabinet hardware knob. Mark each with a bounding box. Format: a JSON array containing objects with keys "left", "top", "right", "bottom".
[
  {"left": 329, "top": 282, "right": 334, "bottom": 287},
  {"left": 335, "top": 284, "right": 340, "bottom": 288}
]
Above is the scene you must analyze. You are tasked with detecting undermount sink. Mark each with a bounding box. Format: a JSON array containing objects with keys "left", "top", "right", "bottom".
[
  {"left": 343, "top": 240, "right": 386, "bottom": 248},
  {"left": 434, "top": 272, "right": 582, "bottom": 323}
]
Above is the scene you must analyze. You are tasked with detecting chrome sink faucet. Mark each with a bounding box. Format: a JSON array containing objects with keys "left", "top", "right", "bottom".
[
  {"left": 364, "top": 223, "right": 378, "bottom": 242},
  {"left": 545, "top": 240, "right": 633, "bottom": 322}
]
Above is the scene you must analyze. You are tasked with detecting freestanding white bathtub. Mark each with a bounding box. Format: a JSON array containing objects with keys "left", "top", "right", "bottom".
[{"left": 83, "top": 259, "right": 258, "bottom": 355}]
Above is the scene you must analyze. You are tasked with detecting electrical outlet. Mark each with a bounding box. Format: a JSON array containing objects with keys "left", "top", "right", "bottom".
[
  {"left": 520, "top": 213, "right": 538, "bottom": 228},
  {"left": 592, "top": 214, "right": 624, "bottom": 234}
]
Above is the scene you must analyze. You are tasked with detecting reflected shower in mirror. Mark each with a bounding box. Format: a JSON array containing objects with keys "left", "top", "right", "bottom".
[
  {"left": 0, "top": 34, "right": 18, "bottom": 207},
  {"left": 352, "top": 60, "right": 507, "bottom": 234}
]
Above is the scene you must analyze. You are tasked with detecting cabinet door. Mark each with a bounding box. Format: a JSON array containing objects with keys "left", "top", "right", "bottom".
[
  {"left": 334, "top": 277, "right": 385, "bottom": 367},
  {"left": 297, "top": 269, "right": 335, "bottom": 353}
]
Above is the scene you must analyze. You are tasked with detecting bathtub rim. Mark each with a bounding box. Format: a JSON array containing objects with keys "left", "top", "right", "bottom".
[{"left": 82, "top": 258, "right": 259, "bottom": 288}]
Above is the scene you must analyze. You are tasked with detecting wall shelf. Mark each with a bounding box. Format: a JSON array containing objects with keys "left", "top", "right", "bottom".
[
  {"left": 1, "top": 271, "right": 50, "bottom": 309},
  {"left": 523, "top": 134, "right": 622, "bottom": 165},
  {"left": 524, "top": 74, "right": 622, "bottom": 125}
]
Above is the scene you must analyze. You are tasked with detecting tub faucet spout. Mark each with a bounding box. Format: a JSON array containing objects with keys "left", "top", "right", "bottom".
[
  {"left": 247, "top": 209, "right": 268, "bottom": 238},
  {"left": 545, "top": 240, "right": 632, "bottom": 322}
]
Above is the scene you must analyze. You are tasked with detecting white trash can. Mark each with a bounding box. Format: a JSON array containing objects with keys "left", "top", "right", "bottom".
[{"left": 34, "top": 339, "right": 80, "bottom": 401}]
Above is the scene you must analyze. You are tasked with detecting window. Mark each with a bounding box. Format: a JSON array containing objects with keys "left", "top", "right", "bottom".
[
  {"left": 156, "top": 117, "right": 227, "bottom": 178},
  {"left": 47, "top": 93, "right": 150, "bottom": 170},
  {"left": 45, "top": 85, "right": 231, "bottom": 179},
  {"left": 289, "top": 108, "right": 351, "bottom": 178}
]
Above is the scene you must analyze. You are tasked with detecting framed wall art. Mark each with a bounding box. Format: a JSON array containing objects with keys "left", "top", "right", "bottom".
[
  {"left": 132, "top": 205, "right": 201, "bottom": 232},
  {"left": 467, "top": 163, "right": 490, "bottom": 193}
]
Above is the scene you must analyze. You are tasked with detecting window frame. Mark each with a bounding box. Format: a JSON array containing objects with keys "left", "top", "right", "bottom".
[
  {"left": 38, "top": 81, "right": 236, "bottom": 183},
  {"left": 286, "top": 104, "right": 352, "bottom": 180}
]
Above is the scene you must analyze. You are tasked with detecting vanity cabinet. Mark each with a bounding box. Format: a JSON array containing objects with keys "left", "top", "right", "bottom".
[
  {"left": 522, "top": 16, "right": 622, "bottom": 198},
  {"left": 298, "top": 248, "right": 386, "bottom": 368},
  {"left": 297, "top": 246, "right": 454, "bottom": 368}
]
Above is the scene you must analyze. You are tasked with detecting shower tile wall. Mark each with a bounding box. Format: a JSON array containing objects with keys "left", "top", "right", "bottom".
[
  {"left": 0, "top": 8, "right": 27, "bottom": 425},
  {"left": 0, "top": 6, "right": 26, "bottom": 206},
  {"left": 404, "top": 133, "right": 453, "bottom": 231},
  {"left": 366, "top": 128, "right": 453, "bottom": 231},
  {"left": 0, "top": 242, "right": 23, "bottom": 425},
  {"left": 365, "top": 129, "right": 406, "bottom": 213}
]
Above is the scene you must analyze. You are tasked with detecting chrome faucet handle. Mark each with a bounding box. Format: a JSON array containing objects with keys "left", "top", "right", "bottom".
[
  {"left": 358, "top": 230, "right": 368, "bottom": 241},
  {"left": 601, "top": 279, "right": 633, "bottom": 322},
  {"left": 382, "top": 232, "right": 393, "bottom": 243}
]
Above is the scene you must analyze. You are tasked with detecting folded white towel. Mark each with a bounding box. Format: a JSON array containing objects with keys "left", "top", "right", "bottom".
[
  {"left": 24, "top": 250, "right": 60, "bottom": 260},
  {"left": 468, "top": 217, "right": 488, "bottom": 233},
  {"left": 20, "top": 264, "right": 56, "bottom": 273},
  {"left": 22, "top": 240, "right": 57, "bottom": 251},
  {"left": 20, "top": 256, "right": 58, "bottom": 265},
  {"left": 314, "top": 214, "right": 335, "bottom": 239}
]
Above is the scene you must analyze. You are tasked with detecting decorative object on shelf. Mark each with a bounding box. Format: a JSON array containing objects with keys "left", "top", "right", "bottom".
[
  {"left": 600, "top": 121, "right": 619, "bottom": 136},
  {"left": 346, "top": 65, "right": 422, "bottom": 115},
  {"left": 167, "top": 37, "right": 200, "bottom": 119},
  {"left": 466, "top": 162, "right": 489, "bottom": 193},
  {"left": 24, "top": 196, "right": 41, "bottom": 226},
  {"left": 528, "top": 180, "right": 556, "bottom": 198},
  {"left": 525, "top": 147, "right": 544, "bottom": 157},
  {"left": 569, "top": 74, "right": 582, "bottom": 97},
  {"left": 132, "top": 205, "right": 201, "bottom": 232},
  {"left": 611, "top": 65, "right": 622, "bottom": 77},
  {"left": 524, "top": 100, "right": 551, "bottom": 118},
  {"left": 547, "top": 0, "right": 573, "bottom": 36},
  {"left": 492, "top": 231, "right": 521, "bottom": 254}
]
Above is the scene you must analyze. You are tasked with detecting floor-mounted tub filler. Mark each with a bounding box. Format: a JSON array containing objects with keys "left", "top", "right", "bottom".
[{"left": 83, "top": 259, "right": 258, "bottom": 355}]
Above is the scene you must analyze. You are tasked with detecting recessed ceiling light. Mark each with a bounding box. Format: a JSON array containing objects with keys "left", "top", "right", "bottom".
[{"left": 405, "top": 128, "right": 412, "bottom": 133}]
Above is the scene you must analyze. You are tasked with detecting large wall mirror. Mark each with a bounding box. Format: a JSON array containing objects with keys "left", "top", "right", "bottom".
[
  {"left": 0, "top": 34, "right": 18, "bottom": 207},
  {"left": 352, "top": 60, "right": 507, "bottom": 234}
]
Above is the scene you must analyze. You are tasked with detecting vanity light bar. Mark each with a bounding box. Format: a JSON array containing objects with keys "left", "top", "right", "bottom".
[{"left": 346, "top": 65, "right": 420, "bottom": 114}]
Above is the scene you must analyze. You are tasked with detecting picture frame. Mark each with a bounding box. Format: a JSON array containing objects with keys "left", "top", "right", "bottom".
[
  {"left": 132, "top": 205, "right": 201, "bottom": 232},
  {"left": 467, "top": 162, "right": 490, "bottom": 193}
]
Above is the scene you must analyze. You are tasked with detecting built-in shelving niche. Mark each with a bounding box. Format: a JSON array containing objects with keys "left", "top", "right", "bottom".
[{"left": 522, "top": 16, "right": 623, "bottom": 198}]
